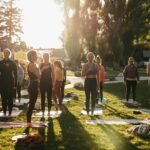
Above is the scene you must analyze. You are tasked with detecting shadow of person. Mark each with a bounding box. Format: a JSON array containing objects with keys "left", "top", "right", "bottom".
[
  {"left": 46, "top": 118, "right": 57, "bottom": 149},
  {"left": 58, "top": 106, "right": 98, "bottom": 150},
  {"left": 99, "top": 124, "right": 139, "bottom": 150},
  {"left": 105, "top": 104, "right": 136, "bottom": 119}
]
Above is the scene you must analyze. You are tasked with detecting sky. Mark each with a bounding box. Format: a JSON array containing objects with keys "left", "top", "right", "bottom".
[{"left": 17, "top": 0, "right": 64, "bottom": 48}]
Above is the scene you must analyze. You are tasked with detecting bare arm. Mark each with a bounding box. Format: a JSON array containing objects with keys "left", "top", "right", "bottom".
[{"left": 28, "top": 63, "right": 41, "bottom": 79}]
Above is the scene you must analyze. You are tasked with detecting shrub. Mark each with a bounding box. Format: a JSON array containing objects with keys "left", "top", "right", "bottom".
[
  {"left": 74, "top": 82, "right": 84, "bottom": 90},
  {"left": 74, "top": 71, "right": 81, "bottom": 77}
]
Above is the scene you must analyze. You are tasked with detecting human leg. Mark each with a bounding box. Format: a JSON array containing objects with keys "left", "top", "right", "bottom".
[
  {"left": 126, "top": 80, "right": 131, "bottom": 101},
  {"left": 132, "top": 80, "right": 137, "bottom": 101},
  {"left": 27, "top": 82, "right": 38, "bottom": 123}
]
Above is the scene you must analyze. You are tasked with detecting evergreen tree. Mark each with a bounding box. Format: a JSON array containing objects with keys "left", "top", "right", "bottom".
[{"left": 0, "top": 0, "right": 22, "bottom": 49}]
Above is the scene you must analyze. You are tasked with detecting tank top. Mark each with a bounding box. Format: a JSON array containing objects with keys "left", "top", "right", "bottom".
[
  {"left": 40, "top": 63, "right": 52, "bottom": 83},
  {"left": 28, "top": 63, "right": 38, "bottom": 81}
]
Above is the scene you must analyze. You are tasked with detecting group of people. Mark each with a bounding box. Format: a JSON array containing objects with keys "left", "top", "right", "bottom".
[
  {"left": 0, "top": 48, "right": 149, "bottom": 125},
  {"left": 26, "top": 50, "right": 66, "bottom": 126},
  {"left": 0, "top": 48, "right": 66, "bottom": 127},
  {"left": 81, "top": 52, "right": 150, "bottom": 115}
]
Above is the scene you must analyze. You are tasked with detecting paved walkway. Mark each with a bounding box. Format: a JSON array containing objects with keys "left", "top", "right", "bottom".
[{"left": 66, "top": 75, "right": 148, "bottom": 89}]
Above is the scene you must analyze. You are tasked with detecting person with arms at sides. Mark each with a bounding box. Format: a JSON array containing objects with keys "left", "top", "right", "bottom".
[
  {"left": 146, "top": 59, "right": 150, "bottom": 90},
  {"left": 81, "top": 52, "right": 98, "bottom": 115},
  {"left": 39, "top": 53, "right": 55, "bottom": 118},
  {"left": 96, "top": 56, "right": 105, "bottom": 103},
  {"left": 123, "top": 57, "right": 139, "bottom": 103},
  {"left": 53, "top": 60, "right": 64, "bottom": 111},
  {"left": 61, "top": 61, "right": 66, "bottom": 101},
  {"left": 14, "top": 60, "right": 24, "bottom": 103},
  {"left": 26, "top": 50, "right": 40, "bottom": 127},
  {"left": 0, "top": 48, "right": 17, "bottom": 117}
]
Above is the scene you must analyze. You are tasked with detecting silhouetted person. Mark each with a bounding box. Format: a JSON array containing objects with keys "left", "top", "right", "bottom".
[
  {"left": 26, "top": 50, "right": 40, "bottom": 127},
  {"left": 81, "top": 52, "right": 98, "bottom": 115},
  {"left": 39, "top": 53, "right": 55, "bottom": 118},
  {"left": 0, "top": 48, "right": 17, "bottom": 117},
  {"left": 123, "top": 57, "right": 139, "bottom": 103}
]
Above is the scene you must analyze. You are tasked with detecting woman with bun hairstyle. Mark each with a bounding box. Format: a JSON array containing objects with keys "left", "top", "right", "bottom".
[{"left": 26, "top": 50, "right": 40, "bottom": 127}]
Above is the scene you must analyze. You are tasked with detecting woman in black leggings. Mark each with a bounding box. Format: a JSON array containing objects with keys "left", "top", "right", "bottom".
[
  {"left": 26, "top": 50, "right": 40, "bottom": 127},
  {"left": 81, "top": 52, "right": 98, "bottom": 115},
  {"left": 39, "top": 53, "right": 54, "bottom": 118},
  {"left": 0, "top": 48, "right": 17, "bottom": 117}
]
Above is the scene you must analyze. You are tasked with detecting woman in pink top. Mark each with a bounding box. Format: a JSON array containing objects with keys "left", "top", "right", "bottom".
[{"left": 96, "top": 56, "right": 105, "bottom": 102}]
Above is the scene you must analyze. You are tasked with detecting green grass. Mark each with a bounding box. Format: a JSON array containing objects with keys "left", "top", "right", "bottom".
[{"left": 0, "top": 81, "right": 150, "bottom": 150}]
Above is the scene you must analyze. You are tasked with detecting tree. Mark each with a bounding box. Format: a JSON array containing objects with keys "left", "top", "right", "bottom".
[{"left": 0, "top": 0, "right": 22, "bottom": 49}]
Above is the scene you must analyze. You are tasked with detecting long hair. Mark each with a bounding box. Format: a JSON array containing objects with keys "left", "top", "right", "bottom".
[{"left": 54, "top": 60, "right": 63, "bottom": 69}]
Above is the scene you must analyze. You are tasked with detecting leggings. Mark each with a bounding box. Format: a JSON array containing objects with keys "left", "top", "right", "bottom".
[
  {"left": 126, "top": 80, "right": 137, "bottom": 101},
  {"left": 27, "top": 81, "right": 38, "bottom": 123},
  {"left": 1, "top": 87, "right": 14, "bottom": 115},
  {"left": 84, "top": 78, "right": 97, "bottom": 114},
  {"left": 53, "top": 81, "right": 63, "bottom": 106},
  {"left": 40, "top": 83, "right": 52, "bottom": 113}
]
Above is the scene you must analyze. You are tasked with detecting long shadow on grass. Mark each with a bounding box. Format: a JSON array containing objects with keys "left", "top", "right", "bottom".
[
  {"left": 104, "top": 81, "right": 150, "bottom": 108},
  {"left": 99, "top": 124, "right": 139, "bottom": 150},
  {"left": 58, "top": 106, "right": 98, "bottom": 150},
  {"left": 105, "top": 105, "right": 136, "bottom": 119},
  {"left": 38, "top": 118, "right": 57, "bottom": 150}
]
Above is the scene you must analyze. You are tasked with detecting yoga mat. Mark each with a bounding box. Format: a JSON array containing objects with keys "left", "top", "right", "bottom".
[
  {"left": 32, "top": 110, "right": 62, "bottom": 118},
  {"left": 86, "top": 119, "right": 150, "bottom": 125},
  {"left": 0, "top": 122, "right": 48, "bottom": 128},
  {"left": 80, "top": 108, "right": 103, "bottom": 116},
  {"left": 14, "top": 98, "right": 29, "bottom": 106},
  {"left": 122, "top": 99, "right": 141, "bottom": 107},
  {"left": 0, "top": 110, "right": 23, "bottom": 118},
  {"left": 52, "top": 97, "right": 73, "bottom": 105}
]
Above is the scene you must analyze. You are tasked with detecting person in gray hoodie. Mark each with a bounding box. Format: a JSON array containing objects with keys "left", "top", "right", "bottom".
[{"left": 123, "top": 57, "right": 139, "bottom": 103}]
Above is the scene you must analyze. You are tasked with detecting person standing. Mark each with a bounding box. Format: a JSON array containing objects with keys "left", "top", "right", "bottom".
[
  {"left": 146, "top": 59, "right": 150, "bottom": 89},
  {"left": 26, "top": 50, "right": 40, "bottom": 127},
  {"left": 14, "top": 60, "right": 24, "bottom": 103},
  {"left": 123, "top": 57, "right": 139, "bottom": 103},
  {"left": 39, "top": 53, "right": 55, "bottom": 118},
  {"left": 96, "top": 56, "right": 105, "bottom": 103},
  {"left": 53, "top": 60, "right": 64, "bottom": 110},
  {"left": 61, "top": 61, "right": 66, "bottom": 100},
  {"left": 81, "top": 52, "right": 98, "bottom": 115},
  {"left": 0, "top": 48, "right": 17, "bottom": 117}
]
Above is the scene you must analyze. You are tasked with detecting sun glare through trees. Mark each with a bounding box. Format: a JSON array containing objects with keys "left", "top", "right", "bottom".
[{"left": 17, "top": 0, "right": 64, "bottom": 48}]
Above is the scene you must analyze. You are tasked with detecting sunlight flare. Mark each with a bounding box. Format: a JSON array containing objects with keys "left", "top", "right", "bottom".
[{"left": 17, "top": 0, "right": 64, "bottom": 48}]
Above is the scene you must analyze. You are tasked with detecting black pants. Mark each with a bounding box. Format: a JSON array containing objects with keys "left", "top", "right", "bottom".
[
  {"left": 27, "top": 81, "right": 38, "bottom": 123},
  {"left": 84, "top": 78, "right": 97, "bottom": 114},
  {"left": 1, "top": 87, "right": 14, "bottom": 115},
  {"left": 13, "top": 84, "right": 22, "bottom": 99},
  {"left": 126, "top": 80, "right": 137, "bottom": 101},
  {"left": 40, "top": 83, "right": 52, "bottom": 113}
]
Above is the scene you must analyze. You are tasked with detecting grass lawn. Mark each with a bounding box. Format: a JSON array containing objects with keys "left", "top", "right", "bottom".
[{"left": 0, "top": 81, "right": 150, "bottom": 150}]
